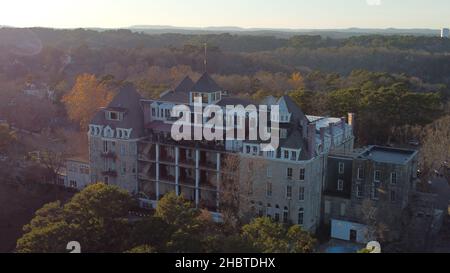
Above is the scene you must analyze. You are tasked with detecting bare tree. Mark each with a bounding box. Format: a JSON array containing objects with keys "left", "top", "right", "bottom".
[
  {"left": 220, "top": 154, "right": 267, "bottom": 229},
  {"left": 419, "top": 115, "right": 450, "bottom": 183}
]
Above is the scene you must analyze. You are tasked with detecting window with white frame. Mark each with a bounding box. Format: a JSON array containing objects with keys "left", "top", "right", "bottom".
[
  {"left": 299, "top": 187, "right": 305, "bottom": 201},
  {"left": 266, "top": 167, "right": 272, "bottom": 178},
  {"left": 337, "top": 179, "right": 344, "bottom": 191},
  {"left": 291, "top": 151, "right": 297, "bottom": 161},
  {"left": 266, "top": 204, "right": 272, "bottom": 218},
  {"left": 283, "top": 207, "right": 289, "bottom": 223},
  {"left": 391, "top": 172, "right": 397, "bottom": 185},
  {"left": 356, "top": 184, "right": 363, "bottom": 198},
  {"left": 357, "top": 167, "right": 364, "bottom": 180},
  {"left": 266, "top": 182, "right": 273, "bottom": 197},
  {"left": 286, "top": 185, "right": 292, "bottom": 199},
  {"left": 339, "top": 162, "right": 345, "bottom": 174},
  {"left": 298, "top": 208, "right": 304, "bottom": 225},
  {"left": 374, "top": 170, "right": 381, "bottom": 182},
  {"left": 287, "top": 168, "right": 293, "bottom": 180},
  {"left": 266, "top": 150, "right": 275, "bottom": 158},
  {"left": 299, "top": 168, "right": 305, "bottom": 181}
]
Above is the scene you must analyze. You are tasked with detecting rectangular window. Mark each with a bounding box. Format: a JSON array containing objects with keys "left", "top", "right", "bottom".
[
  {"left": 287, "top": 168, "right": 293, "bottom": 180},
  {"left": 266, "top": 167, "right": 272, "bottom": 178},
  {"left": 298, "top": 208, "right": 304, "bottom": 225},
  {"left": 266, "top": 182, "right": 273, "bottom": 197},
  {"left": 108, "top": 111, "right": 119, "bottom": 121},
  {"left": 391, "top": 190, "right": 397, "bottom": 203},
  {"left": 284, "top": 150, "right": 289, "bottom": 159},
  {"left": 337, "top": 179, "right": 344, "bottom": 191},
  {"left": 283, "top": 211, "right": 289, "bottom": 223},
  {"left": 357, "top": 168, "right": 364, "bottom": 180},
  {"left": 339, "top": 162, "right": 345, "bottom": 174},
  {"left": 274, "top": 213, "right": 280, "bottom": 222},
  {"left": 69, "top": 180, "right": 77, "bottom": 188},
  {"left": 299, "top": 187, "right": 305, "bottom": 201},
  {"left": 286, "top": 185, "right": 292, "bottom": 199},
  {"left": 299, "top": 168, "right": 305, "bottom": 181},
  {"left": 356, "top": 184, "right": 363, "bottom": 198},
  {"left": 372, "top": 184, "right": 379, "bottom": 200},
  {"left": 391, "top": 172, "right": 397, "bottom": 185},
  {"left": 103, "top": 141, "right": 109, "bottom": 153},
  {"left": 374, "top": 170, "right": 381, "bottom": 182},
  {"left": 291, "top": 151, "right": 297, "bottom": 161}
]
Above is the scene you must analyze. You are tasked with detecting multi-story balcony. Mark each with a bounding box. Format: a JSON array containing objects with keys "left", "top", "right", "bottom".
[
  {"left": 138, "top": 154, "right": 154, "bottom": 162},
  {"left": 102, "top": 170, "right": 118, "bottom": 177}
]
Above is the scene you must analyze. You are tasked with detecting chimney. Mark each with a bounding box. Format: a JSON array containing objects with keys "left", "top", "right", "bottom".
[
  {"left": 341, "top": 117, "right": 346, "bottom": 140},
  {"left": 329, "top": 122, "right": 335, "bottom": 148},
  {"left": 308, "top": 123, "right": 316, "bottom": 159},
  {"left": 348, "top": 113, "right": 355, "bottom": 128},
  {"left": 320, "top": 127, "right": 326, "bottom": 152}
]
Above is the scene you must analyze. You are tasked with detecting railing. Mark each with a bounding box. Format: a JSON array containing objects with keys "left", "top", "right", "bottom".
[
  {"left": 102, "top": 170, "right": 118, "bottom": 177},
  {"left": 101, "top": 151, "right": 117, "bottom": 159}
]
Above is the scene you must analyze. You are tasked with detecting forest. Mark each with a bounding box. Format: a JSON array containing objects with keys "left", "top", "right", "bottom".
[{"left": 0, "top": 27, "right": 448, "bottom": 147}]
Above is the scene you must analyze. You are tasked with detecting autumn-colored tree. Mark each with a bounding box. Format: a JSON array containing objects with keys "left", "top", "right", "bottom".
[
  {"left": 62, "top": 74, "right": 114, "bottom": 130},
  {"left": 289, "top": 72, "right": 305, "bottom": 90}
]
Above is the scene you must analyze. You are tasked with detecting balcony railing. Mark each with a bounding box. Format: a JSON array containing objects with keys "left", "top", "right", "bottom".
[
  {"left": 101, "top": 151, "right": 117, "bottom": 159},
  {"left": 102, "top": 170, "right": 118, "bottom": 177},
  {"left": 138, "top": 154, "right": 154, "bottom": 162}
]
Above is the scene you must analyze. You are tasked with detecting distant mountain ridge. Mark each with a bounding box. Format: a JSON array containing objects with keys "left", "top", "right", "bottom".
[{"left": 128, "top": 25, "right": 441, "bottom": 38}]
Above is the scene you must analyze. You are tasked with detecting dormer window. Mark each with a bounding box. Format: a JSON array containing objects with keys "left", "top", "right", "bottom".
[{"left": 106, "top": 111, "right": 122, "bottom": 121}]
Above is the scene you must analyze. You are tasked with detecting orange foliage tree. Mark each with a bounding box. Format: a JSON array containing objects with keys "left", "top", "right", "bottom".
[{"left": 63, "top": 74, "right": 114, "bottom": 130}]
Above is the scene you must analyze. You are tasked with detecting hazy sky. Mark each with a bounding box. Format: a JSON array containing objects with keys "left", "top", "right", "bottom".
[{"left": 1, "top": 0, "right": 449, "bottom": 29}]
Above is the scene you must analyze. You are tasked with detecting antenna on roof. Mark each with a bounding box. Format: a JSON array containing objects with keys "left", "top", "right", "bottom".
[{"left": 203, "top": 43, "right": 207, "bottom": 73}]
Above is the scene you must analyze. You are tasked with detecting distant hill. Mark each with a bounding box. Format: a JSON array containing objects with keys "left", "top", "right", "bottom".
[{"left": 128, "top": 25, "right": 441, "bottom": 38}]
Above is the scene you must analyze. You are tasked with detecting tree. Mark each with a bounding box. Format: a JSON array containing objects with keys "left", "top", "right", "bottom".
[
  {"left": 37, "top": 150, "right": 66, "bottom": 184},
  {"left": 62, "top": 74, "right": 114, "bottom": 130},
  {"left": 286, "top": 225, "right": 317, "bottom": 253},
  {"left": 16, "top": 183, "right": 134, "bottom": 253},
  {"left": 241, "top": 217, "right": 316, "bottom": 253},
  {"left": 419, "top": 115, "right": 450, "bottom": 181}
]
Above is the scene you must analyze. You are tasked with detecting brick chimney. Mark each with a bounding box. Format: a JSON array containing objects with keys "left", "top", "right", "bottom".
[
  {"left": 348, "top": 113, "right": 355, "bottom": 128},
  {"left": 308, "top": 123, "right": 316, "bottom": 158}
]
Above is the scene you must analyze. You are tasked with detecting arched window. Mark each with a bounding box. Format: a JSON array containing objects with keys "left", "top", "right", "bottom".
[
  {"left": 283, "top": 207, "right": 289, "bottom": 223},
  {"left": 266, "top": 204, "right": 272, "bottom": 218},
  {"left": 298, "top": 208, "right": 304, "bottom": 225}
]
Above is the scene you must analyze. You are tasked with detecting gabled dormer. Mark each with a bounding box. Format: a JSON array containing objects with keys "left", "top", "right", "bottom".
[
  {"left": 189, "top": 73, "right": 223, "bottom": 105},
  {"left": 104, "top": 107, "right": 127, "bottom": 121}
]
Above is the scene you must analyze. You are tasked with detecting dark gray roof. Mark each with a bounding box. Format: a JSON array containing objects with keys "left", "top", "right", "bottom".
[
  {"left": 217, "top": 97, "right": 255, "bottom": 107},
  {"left": 91, "top": 83, "right": 145, "bottom": 139},
  {"left": 174, "top": 76, "right": 194, "bottom": 93},
  {"left": 191, "top": 73, "right": 222, "bottom": 93},
  {"left": 281, "top": 95, "right": 308, "bottom": 124},
  {"left": 159, "top": 91, "right": 190, "bottom": 104},
  {"left": 358, "top": 146, "right": 418, "bottom": 165},
  {"left": 280, "top": 128, "right": 304, "bottom": 150}
]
